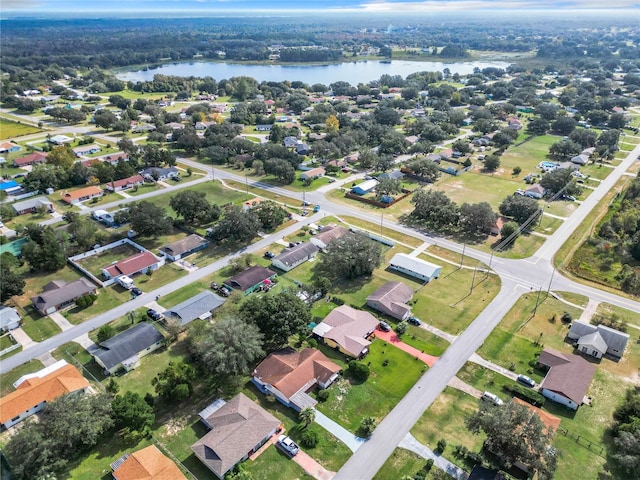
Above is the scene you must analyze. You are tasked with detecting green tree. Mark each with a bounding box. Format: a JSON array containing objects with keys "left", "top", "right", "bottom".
[
  {"left": 459, "top": 202, "right": 496, "bottom": 235},
  {"left": 527, "top": 118, "right": 550, "bottom": 136},
  {"left": 483, "top": 154, "right": 501, "bottom": 172},
  {"left": 4, "top": 393, "right": 113, "bottom": 480},
  {"left": 0, "top": 259, "right": 25, "bottom": 302},
  {"left": 21, "top": 225, "right": 67, "bottom": 272},
  {"left": 466, "top": 401, "right": 557, "bottom": 480},
  {"left": 170, "top": 190, "right": 220, "bottom": 225},
  {"left": 97, "top": 325, "right": 115, "bottom": 343},
  {"left": 540, "top": 168, "right": 581, "bottom": 196},
  {"left": 190, "top": 316, "right": 264, "bottom": 377},
  {"left": 249, "top": 200, "right": 288, "bottom": 232},
  {"left": 403, "top": 157, "right": 440, "bottom": 183},
  {"left": 94, "top": 109, "right": 118, "bottom": 130},
  {"left": 298, "top": 407, "right": 316, "bottom": 428},
  {"left": 67, "top": 214, "right": 102, "bottom": 252},
  {"left": 409, "top": 189, "right": 460, "bottom": 230},
  {"left": 128, "top": 201, "right": 172, "bottom": 238},
  {"left": 151, "top": 361, "right": 196, "bottom": 402},
  {"left": 499, "top": 195, "right": 540, "bottom": 224},
  {"left": 46, "top": 145, "right": 76, "bottom": 170},
  {"left": 347, "top": 360, "right": 370, "bottom": 382},
  {"left": 500, "top": 221, "right": 519, "bottom": 239},
  {"left": 375, "top": 178, "right": 402, "bottom": 201},
  {"left": 240, "top": 292, "right": 310, "bottom": 349},
  {"left": 359, "top": 416, "right": 378, "bottom": 438},
  {"left": 319, "top": 232, "right": 382, "bottom": 279},
  {"left": 206, "top": 205, "right": 261, "bottom": 244},
  {"left": 111, "top": 391, "right": 155, "bottom": 434}
]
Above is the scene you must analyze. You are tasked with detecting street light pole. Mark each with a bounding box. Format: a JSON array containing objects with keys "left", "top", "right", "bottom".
[
  {"left": 460, "top": 241, "right": 466, "bottom": 269},
  {"left": 545, "top": 267, "right": 556, "bottom": 299}
]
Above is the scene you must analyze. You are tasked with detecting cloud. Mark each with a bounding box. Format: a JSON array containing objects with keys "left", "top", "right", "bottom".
[{"left": 358, "top": 0, "right": 639, "bottom": 10}]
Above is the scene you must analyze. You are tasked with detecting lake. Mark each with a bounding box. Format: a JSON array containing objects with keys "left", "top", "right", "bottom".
[{"left": 116, "top": 59, "right": 511, "bottom": 85}]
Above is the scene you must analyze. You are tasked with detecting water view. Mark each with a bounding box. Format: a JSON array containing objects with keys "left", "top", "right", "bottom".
[{"left": 116, "top": 59, "right": 511, "bottom": 84}]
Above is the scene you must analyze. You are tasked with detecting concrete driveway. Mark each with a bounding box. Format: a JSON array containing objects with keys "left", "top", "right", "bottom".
[{"left": 10, "top": 328, "right": 37, "bottom": 349}]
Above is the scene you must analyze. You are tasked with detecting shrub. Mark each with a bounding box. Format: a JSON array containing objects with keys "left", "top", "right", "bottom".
[
  {"left": 317, "top": 389, "right": 330, "bottom": 402},
  {"left": 348, "top": 360, "right": 370, "bottom": 382},
  {"left": 359, "top": 416, "right": 377, "bottom": 437},
  {"left": 437, "top": 439, "right": 447, "bottom": 452},
  {"left": 512, "top": 166, "right": 522, "bottom": 175},
  {"left": 76, "top": 293, "right": 97, "bottom": 309},
  {"left": 561, "top": 311, "right": 572, "bottom": 324},
  {"left": 395, "top": 321, "right": 408, "bottom": 336},
  {"left": 424, "top": 458, "right": 434, "bottom": 472},
  {"left": 97, "top": 324, "right": 115, "bottom": 343},
  {"left": 299, "top": 428, "right": 319, "bottom": 448},
  {"left": 306, "top": 338, "right": 317, "bottom": 349},
  {"left": 503, "top": 383, "right": 545, "bottom": 407}
]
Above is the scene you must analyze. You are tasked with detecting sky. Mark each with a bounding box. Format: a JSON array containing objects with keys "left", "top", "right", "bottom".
[{"left": 2, "top": 0, "right": 638, "bottom": 15}]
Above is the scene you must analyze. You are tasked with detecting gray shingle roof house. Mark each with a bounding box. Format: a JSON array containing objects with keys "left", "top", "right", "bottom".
[
  {"left": 12, "top": 196, "right": 55, "bottom": 215},
  {"left": 312, "top": 305, "right": 378, "bottom": 358},
  {"left": 366, "top": 281, "right": 413, "bottom": 320},
  {"left": 309, "top": 225, "right": 349, "bottom": 250},
  {"left": 31, "top": 278, "right": 97, "bottom": 316},
  {"left": 140, "top": 166, "right": 179, "bottom": 181},
  {"left": 165, "top": 290, "right": 225, "bottom": 327},
  {"left": 0, "top": 306, "right": 20, "bottom": 331},
  {"left": 159, "top": 234, "right": 209, "bottom": 262},
  {"left": 92, "top": 322, "right": 164, "bottom": 375},
  {"left": 389, "top": 253, "right": 442, "bottom": 283},
  {"left": 567, "top": 320, "right": 629, "bottom": 359},
  {"left": 192, "top": 393, "right": 281, "bottom": 479},
  {"left": 271, "top": 242, "right": 318, "bottom": 272},
  {"left": 537, "top": 348, "right": 596, "bottom": 410},
  {"left": 223, "top": 265, "right": 277, "bottom": 295}
]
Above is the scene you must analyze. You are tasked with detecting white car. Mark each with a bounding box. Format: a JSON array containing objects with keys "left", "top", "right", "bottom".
[
  {"left": 481, "top": 391, "right": 504, "bottom": 406},
  {"left": 277, "top": 435, "right": 299, "bottom": 457}
]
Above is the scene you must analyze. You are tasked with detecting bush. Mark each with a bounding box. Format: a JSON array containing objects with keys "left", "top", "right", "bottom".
[
  {"left": 512, "top": 166, "right": 522, "bottom": 175},
  {"left": 97, "top": 324, "right": 115, "bottom": 343},
  {"left": 437, "top": 439, "right": 447, "bottom": 452},
  {"left": 359, "top": 416, "right": 377, "bottom": 438},
  {"left": 75, "top": 293, "right": 97, "bottom": 309},
  {"left": 306, "top": 338, "right": 318, "bottom": 349},
  {"left": 424, "top": 458, "right": 434, "bottom": 472},
  {"left": 561, "top": 311, "right": 572, "bottom": 324},
  {"left": 348, "top": 360, "right": 370, "bottom": 382},
  {"left": 395, "top": 321, "right": 408, "bottom": 336},
  {"left": 503, "top": 383, "right": 545, "bottom": 407},
  {"left": 317, "top": 389, "right": 330, "bottom": 402},
  {"left": 299, "top": 428, "right": 319, "bottom": 448}
]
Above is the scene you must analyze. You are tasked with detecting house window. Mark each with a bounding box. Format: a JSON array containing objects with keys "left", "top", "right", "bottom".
[{"left": 11, "top": 416, "right": 20, "bottom": 422}]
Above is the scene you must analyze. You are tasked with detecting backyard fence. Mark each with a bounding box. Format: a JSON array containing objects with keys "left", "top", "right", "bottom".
[{"left": 556, "top": 426, "right": 606, "bottom": 457}]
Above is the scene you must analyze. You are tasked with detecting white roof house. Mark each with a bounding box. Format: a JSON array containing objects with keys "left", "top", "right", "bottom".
[
  {"left": 567, "top": 320, "right": 629, "bottom": 359},
  {"left": 389, "top": 253, "right": 442, "bottom": 282}
]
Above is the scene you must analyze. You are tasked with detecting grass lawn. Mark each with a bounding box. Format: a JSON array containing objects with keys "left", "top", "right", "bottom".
[
  {"left": 579, "top": 163, "right": 614, "bottom": 181},
  {"left": 5, "top": 211, "right": 52, "bottom": 232},
  {"left": 242, "top": 446, "right": 311, "bottom": 480},
  {"left": 125, "top": 183, "right": 165, "bottom": 196},
  {"left": 411, "top": 387, "right": 486, "bottom": 461},
  {"left": 476, "top": 291, "right": 584, "bottom": 376},
  {"left": 315, "top": 340, "right": 426, "bottom": 433},
  {"left": 0, "top": 359, "right": 44, "bottom": 397},
  {"left": 495, "top": 135, "right": 560, "bottom": 178},
  {"left": 373, "top": 448, "right": 431, "bottom": 480},
  {"left": 0, "top": 118, "right": 41, "bottom": 139},
  {"left": 473, "top": 230, "right": 547, "bottom": 259},
  {"left": 223, "top": 179, "right": 299, "bottom": 207},
  {"left": 338, "top": 215, "right": 423, "bottom": 248},
  {"left": 534, "top": 215, "right": 563, "bottom": 235},
  {"left": 21, "top": 309, "right": 62, "bottom": 341},
  {"left": 0, "top": 333, "right": 17, "bottom": 350},
  {"left": 401, "top": 326, "right": 450, "bottom": 356}
]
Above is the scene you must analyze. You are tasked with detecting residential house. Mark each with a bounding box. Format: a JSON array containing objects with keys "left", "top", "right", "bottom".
[
  {"left": 140, "top": 167, "right": 179, "bottom": 181},
  {"left": 299, "top": 167, "right": 325, "bottom": 181},
  {"left": 537, "top": 348, "right": 596, "bottom": 410},
  {"left": 571, "top": 154, "right": 589, "bottom": 166},
  {"left": 507, "top": 117, "right": 522, "bottom": 130},
  {"left": 73, "top": 144, "right": 101, "bottom": 157},
  {"left": 312, "top": 305, "right": 379, "bottom": 358},
  {"left": 271, "top": 242, "right": 319, "bottom": 272},
  {"left": 284, "top": 136, "right": 300, "bottom": 148},
  {"left": 11, "top": 196, "right": 54, "bottom": 215},
  {"left": 102, "top": 251, "right": 162, "bottom": 280},
  {"left": 223, "top": 265, "right": 277, "bottom": 295},
  {"left": 366, "top": 281, "right": 413, "bottom": 321},
  {"left": 0, "top": 180, "right": 19, "bottom": 192},
  {"left": 378, "top": 170, "right": 404, "bottom": 181},
  {"left": 101, "top": 152, "right": 129, "bottom": 164},
  {"left": 31, "top": 278, "right": 97, "bottom": 315},
  {"left": 255, "top": 124, "right": 273, "bottom": 132},
  {"left": 389, "top": 253, "right": 442, "bottom": 283},
  {"left": 0, "top": 142, "right": 21, "bottom": 154},
  {"left": 524, "top": 184, "right": 546, "bottom": 199},
  {"left": 105, "top": 174, "right": 144, "bottom": 192},
  {"left": 48, "top": 134, "right": 73, "bottom": 145},
  {"left": 310, "top": 225, "right": 349, "bottom": 250},
  {"left": 351, "top": 179, "right": 378, "bottom": 195},
  {"left": 192, "top": 393, "right": 281, "bottom": 479},
  {"left": 165, "top": 290, "right": 226, "bottom": 327},
  {"left": 111, "top": 445, "right": 187, "bottom": 480},
  {"left": 0, "top": 360, "right": 89, "bottom": 429},
  {"left": 0, "top": 306, "right": 20, "bottom": 332},
  {"left": 242, "top": 198, "right": 265, "bottom": 211},
  {"left": 92, "top": 209, "right": 116, "bottom": 226},
  {"left": 61, "top": 186, "right": 104, "bottom": 204},
  {"left": 160, "top": 234, "right": 209, "bottom": 262},
  {"left": 567, "top": 320, "right": 629, "bottom": 359},
  {"left": 296, "top": 143, "right": 311, "bottom": 155},
  {"left": 252, "top": 347, "right": 341, "bottom": 411},
  {"left": 92, "top": 322, "right": 165, "bottom": 375},
  {"left": 13, "top": 151, "right": 47, "bottom": 167}
]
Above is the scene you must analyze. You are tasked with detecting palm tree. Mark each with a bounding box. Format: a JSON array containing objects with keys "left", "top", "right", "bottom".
[{"left": 298, "top": 407, "right": 315, "bottom": 428}]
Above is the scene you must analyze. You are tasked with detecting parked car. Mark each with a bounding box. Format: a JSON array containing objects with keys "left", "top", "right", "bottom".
[
  {"left": 517, "top": 374, "right": 536, "bottom": 388},
  {"left": 481, "top": 391, "right": 504, "bottom": 406},
  {"left": 378, "top": 321, "right": 391, "bottom": 332},
  {"left": 264, "top": 251, "right": 276, "bottom": 259},
  {"left": 147, "top": 309, "right": 162, "bottom": 321},
  {"left": 131, "top": 287, "right": 143, "bottom": 297},
  {"left": 408, "top": 316, "right": 421, "bottom": 326},
  {"left": 277, "top": 435, "right": 299, "bottom": 457}
]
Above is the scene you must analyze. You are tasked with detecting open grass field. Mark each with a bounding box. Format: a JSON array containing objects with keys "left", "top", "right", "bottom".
[
  {"left": 315, "top": 340, "right": 426, "bottom": 433},
  {"left": 5, "top": 210, "right": 52, "bottom": 232},
  {"left": 125, "top": 182, "right": 165, "bottom": 196},
  {"left": 492, "top": 134, "right": 559, "bottom": 179},
  {"left": 0, "top": 118, "right": 42, "bottom": 139},
  {"left": 433, "top": 169, "right": 522, "bottom": 210}
]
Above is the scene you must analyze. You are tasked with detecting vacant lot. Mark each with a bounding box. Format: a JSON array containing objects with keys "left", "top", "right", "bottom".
[
  {"left": 75, "top": 243, "right": 141, "bottom": 278},
  {"left": 495, "top": 134, "right": 559, "bottom": 178},
  {"left": 0, "top": 118, "right": 41, "bottom": 139},
  {"left": 434, "top": 170, "right": 522, "bottom": 210}
]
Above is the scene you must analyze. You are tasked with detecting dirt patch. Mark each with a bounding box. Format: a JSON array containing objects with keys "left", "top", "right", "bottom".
[{"left": 163, "top": 416, "right": 187, "bottom": 437}]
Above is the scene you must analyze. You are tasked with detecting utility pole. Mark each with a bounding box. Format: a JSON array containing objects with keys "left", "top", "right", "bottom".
[
  {"left": 532, "top": 287, "right": 543, "bottom": 315},
  {"left": 380, "top": 212, "right": 383, "bottom": 235},
  {"left": 545, "top": 267, "right": 556, "bottom": 299},
  {"left": 460, "top": 241, "right": 466, "bottom": 269},
  {"left": 470, "top": 266, "right": 477, "bottom": 294},
  {"left": 211, "top": 163, "right": 215, "bottom": 182},
  {"left": 245, "top": 172, "right": 249, "bottom": 194}
]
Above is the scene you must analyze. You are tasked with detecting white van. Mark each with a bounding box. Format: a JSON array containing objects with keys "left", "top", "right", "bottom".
[
  {"left": 117, "top": 275, "right": 135, "bottom": 290},
  {"left": 481, "top": 391, "right": 504, "bottom": 406}
]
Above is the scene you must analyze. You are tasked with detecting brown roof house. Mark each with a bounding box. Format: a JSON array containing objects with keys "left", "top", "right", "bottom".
[
  {"left": 223, "top": 265, "right": 277, "bottom": 295},
  {"left": 62, "top": 186, "right": 103, "bottom": 204},
  {"left": 31, "top": 278, "right": 97, "bottom": 315},
  {"left": 159, "top": 234, "right": 209, "bottom": 262},
  {"left": 252, "top": 347, "right": 341, "bottom": 411},
  {"left": 111, "top": 445, "right": 186, "bottom": 480},
  {"left": 0, "top": 360, "right": 89, "bottom": 429},
  {"left": 310, "top": 225, "right": 349, "bottom": 250},
  {"left": 537, "top": 348, "right": 596, "bottom": 410},
  {"left": 102, "top": 251, "right": 163, "bottom": 281},
  {"left": 105, "top": 174, "right": 144, "bottom": 192},
  {"left": 13, "top": 151, "right": 47, "bottom": 167},
  {"left": 192, "top": 393, "right": 281, "bottom": 479},
  {"left": 312, "top": 305, "right": 379, "bottom": 358},
  {"left": 366, "top": 281, "right": 413, "bottom": 320}
]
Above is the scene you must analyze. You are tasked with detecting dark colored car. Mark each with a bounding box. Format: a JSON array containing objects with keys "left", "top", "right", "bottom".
[
  {"left": 264, "top": 251, "right": 276, "bottom": 259},
  {"left": 408, "top": 316, "right": 421, "bottom": 326},
  {"left": 517, "top": 374, "right": 536, "bottom": 388},
  {"left": 131, "top": 287, "right": 143, "bottom": 297},
  {"left": 378, "top": 321, "right": 391, "bottom": 332},
  {"left": 147, "top": 309, "right": 162, "bottom": 321}
]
